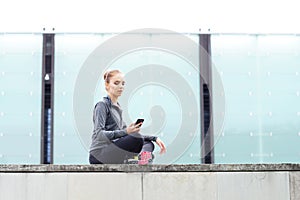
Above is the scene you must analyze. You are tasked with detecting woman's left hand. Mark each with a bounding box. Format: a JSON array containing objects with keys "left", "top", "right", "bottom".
[{"left": 155, "top": 137, "right": 166, "bottom": 154}]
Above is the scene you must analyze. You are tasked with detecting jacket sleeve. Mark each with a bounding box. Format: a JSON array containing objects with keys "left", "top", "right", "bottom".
[
  {"left": 143, "top": 135, "right": 158, "bottom": 142},
  {"left": 93, "top": 102, "right": 127, "bottom": 141},
  {"left": 122, "top": 118, "right": 127, "bottom": 130}
]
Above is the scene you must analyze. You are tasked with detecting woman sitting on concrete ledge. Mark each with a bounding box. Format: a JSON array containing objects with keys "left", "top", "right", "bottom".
[{"left": 89, "top": 69, "right": 166, "bottom": 164}]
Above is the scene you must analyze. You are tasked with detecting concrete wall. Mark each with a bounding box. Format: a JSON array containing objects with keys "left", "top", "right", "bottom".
[
  {"left": 0, "top": 172, "right": 300, "bottom": 200},
  {"left": 0, "top": 170, "right": 299, "bottom": 200}
]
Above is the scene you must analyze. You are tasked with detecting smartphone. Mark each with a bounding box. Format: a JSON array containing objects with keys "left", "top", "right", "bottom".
[{"left": 135, "top": 119, "right": 144, "bottom": 127}]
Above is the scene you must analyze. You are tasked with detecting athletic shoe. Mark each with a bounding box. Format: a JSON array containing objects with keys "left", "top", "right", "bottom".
[{"left": 138, "top": 151, "right": 154, "bottom": 165}]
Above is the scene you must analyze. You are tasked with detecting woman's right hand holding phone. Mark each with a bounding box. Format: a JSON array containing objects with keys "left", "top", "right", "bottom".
[{"left": 126, "top": 123, "right": 141, "bottom": 134}]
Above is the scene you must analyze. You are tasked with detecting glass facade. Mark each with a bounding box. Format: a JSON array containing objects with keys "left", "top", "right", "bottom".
[
  {"left": 212, "top": 34, "right": 300, "bottom": 163},
  {"left": 0, "top": 34, "right": 42, "bottom": 164},
  {"left": 54, "top": 33, "right": 200, "bottom": 164},
  {"left": 0, "top": 33, "right": 299, "bottom": 164},
  {"left": 54, "top": 34, "right": 111, "bottom": 164}
]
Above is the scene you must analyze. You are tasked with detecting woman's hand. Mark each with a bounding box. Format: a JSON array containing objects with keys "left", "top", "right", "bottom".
[
  {"left": 126, "top": 123, "right": 141, "bottom": 134},
  {"left": 155, "top": 137, "right": 166, "bottom": 154}
]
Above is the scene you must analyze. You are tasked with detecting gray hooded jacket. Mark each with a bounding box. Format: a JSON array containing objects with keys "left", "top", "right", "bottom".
[{"left": 89, "top": 96, "right": 157, "bottom": 154}]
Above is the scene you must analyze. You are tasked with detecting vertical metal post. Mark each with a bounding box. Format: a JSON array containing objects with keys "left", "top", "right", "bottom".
[
  {"left": 199, "top": 34, "right": 214, "bottom": 164},
  {"left": 41, "top": 34, "right": 55, "bottom": 164}
]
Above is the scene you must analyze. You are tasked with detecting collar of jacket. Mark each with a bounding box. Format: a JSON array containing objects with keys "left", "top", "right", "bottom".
[{"left": 103, "top": 95, "right": 112, "bottom": 107}]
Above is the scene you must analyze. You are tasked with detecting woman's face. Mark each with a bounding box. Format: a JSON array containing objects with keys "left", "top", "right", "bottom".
[{"left": 106, "top": 73, "right": 125, "bottom": 98}]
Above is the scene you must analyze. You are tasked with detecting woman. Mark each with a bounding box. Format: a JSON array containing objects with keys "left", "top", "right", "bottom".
[{"left": 89, "top": 69, "right": 166, "bottom": 164}]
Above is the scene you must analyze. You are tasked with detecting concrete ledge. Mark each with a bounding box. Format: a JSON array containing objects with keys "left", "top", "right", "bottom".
[
  {"left": 1, "top": 164, "right": 299, "bottom": 200},
  {"left": 0, "top": 163, "right": 300, "bottom": 173},
  {"left": 0, "top": 171, "right": 293, "bottom": 200}
]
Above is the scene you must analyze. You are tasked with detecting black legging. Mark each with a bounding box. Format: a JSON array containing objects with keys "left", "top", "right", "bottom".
[{"left": 89, "top": 133, "right": 155, "bottom": 164}]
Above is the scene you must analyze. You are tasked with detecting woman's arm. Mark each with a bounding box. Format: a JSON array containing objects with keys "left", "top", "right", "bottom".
[
  {"left": 143, "top": 135, "right": 157, "bottom": 142},
  {"left": 93, "top": 102, "right": 127, "bottom": 140},
  {"left": 143, "top": 135, "right": 166, "bottom": 154}
]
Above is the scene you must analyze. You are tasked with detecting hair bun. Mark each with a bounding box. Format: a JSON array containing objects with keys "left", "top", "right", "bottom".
[{"left": 103, "top": 69, "right": 121, "bottom": 83}]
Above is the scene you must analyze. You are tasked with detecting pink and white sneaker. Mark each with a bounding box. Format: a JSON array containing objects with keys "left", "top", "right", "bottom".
[{"left": 138, "top": 151, "right": 154, "bottom": 165}]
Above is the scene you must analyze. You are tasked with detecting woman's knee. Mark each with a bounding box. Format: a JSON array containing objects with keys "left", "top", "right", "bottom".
[{"left": 129, "top": 133, "right": 143, "bottom": 143}]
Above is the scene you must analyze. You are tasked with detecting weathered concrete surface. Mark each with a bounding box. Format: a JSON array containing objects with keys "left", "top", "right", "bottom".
[
  {"left": 143, "top": 172, "right": 217, "bottom": 200},
  {"left": 0, "top": 173, "right": 68, "bottom": 200},
  {"left": 0, "top": 173, "right": 142, "bottom": 200},
  {"left": 217, "top": 172, "right": 290, "bottom": 200},
  {"left": 1, "top": 163, "right": 300, "bottom": 173},
  {"left": 290, "top": 172, "right": 300, "bottom": 200},
  {"left": 0, "top": 171, "right": 292, "bottom": 200},
  {"left": 0, "top": 164, "right": 299, "bottom": 200}
]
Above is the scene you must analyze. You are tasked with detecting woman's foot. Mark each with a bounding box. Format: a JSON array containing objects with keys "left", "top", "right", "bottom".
[{"left": 138, "top": 151, "right": 154, "bottom": 165}]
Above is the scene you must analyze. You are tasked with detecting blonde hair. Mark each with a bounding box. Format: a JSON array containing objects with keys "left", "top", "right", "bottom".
[{"left": 103, "top": 69, "right": 122, "bottom": 83}]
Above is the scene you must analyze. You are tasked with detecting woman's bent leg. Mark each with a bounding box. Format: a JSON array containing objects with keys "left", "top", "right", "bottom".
[
  {"left": 141, "top": 141, "right": 155, "bottom": 152},
  {"left": 97, "top": 133, "right": 144, "bottom": 164},
  {"left": 114, "top": 133, "right": 144, "bottom": 153},
  {"left": 89, "top": 154, "right": 103, "bottom": 164}
]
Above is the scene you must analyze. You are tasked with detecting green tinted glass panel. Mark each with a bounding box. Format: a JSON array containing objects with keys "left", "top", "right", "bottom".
[
  {"left": 54, "top": 34, "right": 112, "bottom": 164},
  {"left": 212, "top": 35, "right": 300, "bottom": 163},
  {"left": 0, "top": 34, "right": 42, "bottom": 164},
  {"left": 55, "top": 33, "right": 201, "bottom": 164}
]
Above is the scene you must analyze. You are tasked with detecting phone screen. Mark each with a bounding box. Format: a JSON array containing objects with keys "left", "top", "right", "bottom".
[{"left": 135, "top": 119, "right": 144, "bottom": 126}]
